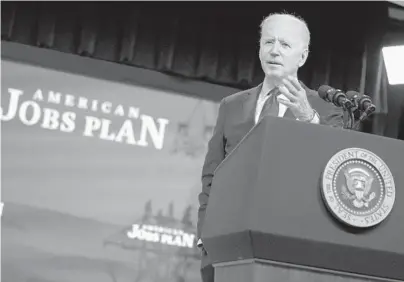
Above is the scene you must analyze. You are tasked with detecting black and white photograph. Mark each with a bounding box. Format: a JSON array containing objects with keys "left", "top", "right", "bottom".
[{"left": 1, "top": 1, "right": 404, "bottom": 282}]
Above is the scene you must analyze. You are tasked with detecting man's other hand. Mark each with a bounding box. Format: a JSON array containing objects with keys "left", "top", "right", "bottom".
[{"left": 197, "top": 238, "right": 208, "bottom": 256}]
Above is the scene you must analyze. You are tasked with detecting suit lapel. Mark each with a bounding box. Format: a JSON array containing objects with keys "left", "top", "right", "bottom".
[{"left": 242, "top": 83, "right": 262, "bottom": 129}]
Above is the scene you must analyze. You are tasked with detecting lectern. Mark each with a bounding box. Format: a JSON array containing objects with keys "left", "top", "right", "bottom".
[{"left": 201, "top": 117, "right": 404, "bottom": 282}]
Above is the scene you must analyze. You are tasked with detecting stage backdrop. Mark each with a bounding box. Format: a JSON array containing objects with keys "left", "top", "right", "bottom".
[{"left": 1, "top": 59, "right": 219, "bottom": 282}]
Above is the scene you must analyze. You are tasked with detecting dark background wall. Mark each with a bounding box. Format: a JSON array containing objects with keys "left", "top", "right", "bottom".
[
  {"left": 1, "top": 1, "right": 403, "bottom": 138},
  {"left": 0, "top": 1, "right": 387, "bottom": 89}
]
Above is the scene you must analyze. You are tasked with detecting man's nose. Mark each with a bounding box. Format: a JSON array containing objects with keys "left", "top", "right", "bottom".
[{"left": 269, "top": 41, "right": 281, "bottom": 55}]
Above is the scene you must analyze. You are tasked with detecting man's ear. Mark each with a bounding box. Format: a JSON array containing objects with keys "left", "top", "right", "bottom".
[{"left": 298, "top": 48, "right": 309, "bottom": 67}]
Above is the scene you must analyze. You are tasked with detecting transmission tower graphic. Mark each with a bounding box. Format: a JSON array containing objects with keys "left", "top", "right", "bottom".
[{"left": 103, "top": 200, "right": 199, "bottom": 282}]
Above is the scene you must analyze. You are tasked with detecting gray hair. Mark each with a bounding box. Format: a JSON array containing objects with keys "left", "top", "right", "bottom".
[{"left": 259, "top": 11, "right": 311, "bottom": 48}]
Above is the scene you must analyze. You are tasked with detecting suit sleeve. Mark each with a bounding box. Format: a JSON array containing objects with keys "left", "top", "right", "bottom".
[
  {"left": 197, "top": 98, "right": 227, "bottom": 240},
  {"left": 319, "top": 105, "right": 345, "bottom": 128}
]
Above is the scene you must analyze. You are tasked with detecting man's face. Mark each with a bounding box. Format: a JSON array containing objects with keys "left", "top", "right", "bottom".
[{"left": 259, "top": 15, "right": 309, "bottom": 81}]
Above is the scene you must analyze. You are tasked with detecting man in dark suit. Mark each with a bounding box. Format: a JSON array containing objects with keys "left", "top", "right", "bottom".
[{"left": 197, "top": 12, "right": 344, "bottom": 282}]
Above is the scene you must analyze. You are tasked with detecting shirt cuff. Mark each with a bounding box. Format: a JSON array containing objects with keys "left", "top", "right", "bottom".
[{"left": 310, "top": 110, "right": 320, "bottom": 124}]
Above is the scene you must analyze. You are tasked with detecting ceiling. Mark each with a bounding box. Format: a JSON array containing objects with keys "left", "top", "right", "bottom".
[{"left": 387, "top": 0, "right": 404, "bottom": 8}]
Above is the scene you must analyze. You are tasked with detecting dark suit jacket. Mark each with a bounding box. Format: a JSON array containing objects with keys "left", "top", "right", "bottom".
[{"left": 197, "top": 82, "right": 344, "bottom": 268}]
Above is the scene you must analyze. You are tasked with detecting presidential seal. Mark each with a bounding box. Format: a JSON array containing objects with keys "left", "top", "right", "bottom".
[{"left": 321, "top": 148, "right": 396, "bottom": 228}]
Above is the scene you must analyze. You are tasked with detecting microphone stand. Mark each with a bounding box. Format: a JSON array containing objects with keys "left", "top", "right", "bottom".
[
  {"left": 345, "top": 105, "right": 376, "bottom": 131},
  {"left": 343, "top": 102, "right": 356, "bottom": 130},
  {"left": 353, "top": 107, "right": 376, "bottom": 130},
  {"left": 348, "top": 98, "right": 360, "bottom": 130},
  {"left": 352, "top": 114, "right": 362, "bottom": 131}
]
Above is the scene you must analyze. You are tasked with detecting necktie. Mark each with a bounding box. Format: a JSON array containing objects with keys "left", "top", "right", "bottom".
[{"left": 258, "top": 88, "right": 279, "bottom": 121}]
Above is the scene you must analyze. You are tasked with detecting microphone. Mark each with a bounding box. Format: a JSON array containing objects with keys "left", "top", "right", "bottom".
[
  {"left": 346, "top": 91, "right": 376, "bottom": 121},
  {"left": 345, "top": 91, "right": 361, "bottom": 108},
  {"left": 318, "top": 85, "right": 353, "bottom": 109}
]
